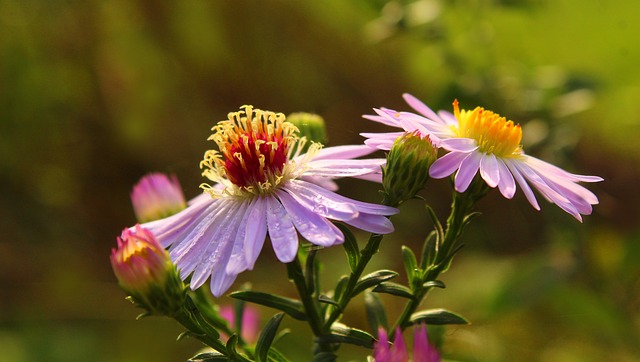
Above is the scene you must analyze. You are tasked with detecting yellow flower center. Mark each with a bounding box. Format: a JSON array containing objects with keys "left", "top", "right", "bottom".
[
  {"left": 200, "top": 105, "right": 317, "bottom": 197},
  {"left": 453, "top": 100, "right": 523, "bottom": 157}
]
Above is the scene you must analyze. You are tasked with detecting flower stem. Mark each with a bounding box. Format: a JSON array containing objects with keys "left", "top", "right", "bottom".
[
  {"left": 390, "top": 184, "right": 485, "bottom": 336},
  {"left": 287, "top": 256, "right": 324, "bottom": 336}
]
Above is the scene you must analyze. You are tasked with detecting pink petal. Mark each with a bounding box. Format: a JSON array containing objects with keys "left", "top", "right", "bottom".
[
  {"left": 496, "top": 158, "right": 516, "bottom": 199},
  {"left": 266, "top": 196, "right": 298, "bottom": 263},
  {"left": 455, "top": 151, "right": 482, "bottom": 192},
  {"left": 479, "top": 153, "right": 500, "bottom": 188},
  {"left": 429, "top": 151, "right": 470, "bottom": 179},
  {"left": 276, "top": 190, "right": 340, "bottom": 247}
]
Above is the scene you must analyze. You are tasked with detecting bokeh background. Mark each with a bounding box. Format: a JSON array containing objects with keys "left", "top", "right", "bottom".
[{"left": 2, "top": 1, "right": 639, "bottom": 361}]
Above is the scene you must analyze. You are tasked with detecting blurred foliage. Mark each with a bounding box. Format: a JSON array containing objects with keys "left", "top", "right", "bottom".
[{"left": 1, "top": 0, "right": 639, "bottom": 361}]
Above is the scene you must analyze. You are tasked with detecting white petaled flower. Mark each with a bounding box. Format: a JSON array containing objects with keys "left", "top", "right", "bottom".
[
  {"left": 142, "top": 106, "right": 398, "bottom": 296},
  {"left": 362, "top": 94, "right": 603, "bottom": 222}
]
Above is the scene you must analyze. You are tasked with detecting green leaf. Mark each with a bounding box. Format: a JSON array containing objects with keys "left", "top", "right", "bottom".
[
  {"left": 256, "top": 313, "right": 285, "bottom": 362},
  {"left": 336, "top": 223, "right": 359, "bottom": 272},
  {"left": 410, "top": 308, "right": 470, "bottom": 325},
  {"left": 230, "top": 291, "right": 307, "bottom": 321},
  {"left": 188, "top": 352, "right": 228, "bottom": 362},
  {"left": 421, "top": 230, "right": 439, "bottom": 269},
  {"left": 185, "top": 295, "right": 221, "bottom": 339},
  {"left": 267, "top": 347, "right": 291, "bottom": 362},
  {"left": 327, "top": 323, "right": 375, "bottom": 348},
  {"left": 425, "top": 205, "right": 443, "bottom": 241},
  {"left": 372, "top": 282, "right": 414, "bottom": 298},
  {"left": 401, "top": 246, "right": 418, "bottom": 285},
  {"left": 225, "top": 335, "right": 241, "bottom": 359},
  {"left": 364, "top": 291, "right": 388, "bottom": 333},
  {"left": 318, "top": 295, "right": 339, "bottom": 307},
  {"left": 353, "top": 269, "right": 398, "bottom": 296},
  {"left": 422, "top": 280, "right": 446, "bottom": 289},
  {"left": 333, "top": 275, "right": 349, "bottom": 302}
]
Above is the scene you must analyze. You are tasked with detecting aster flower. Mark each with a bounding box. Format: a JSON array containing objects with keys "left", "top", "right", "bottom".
[
  {"left": 131, "top": 173, "right": 187, "bottom": 223},
  {"left": 143, "top": 105, "right": 398, "bottom": 296},
  {"left": 362, "top": 94, "right": 603, "bottom": 221},
  {"left": 373, "top": 325, "right": 440, "bottom": 362},
  {"left": 219, "top": 304, "right": 260, "bottom": 344}
]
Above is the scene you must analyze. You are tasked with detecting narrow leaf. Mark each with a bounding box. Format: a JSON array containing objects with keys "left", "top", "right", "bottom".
[
  {"left": 372, "top": 282, "right": 414, "bottom": 299},
  {"left": 327, "top": 323, "right": 376, "bottom": 348},
  {"left": 333, "top": 275, "right": 349, "bottom": 302},
  {"left": 353, "top": 269, "right": 399, "bottom": 296},
  {"left": 422, "top": 280, "right": 446, "bottom": 289},
  {"left": 230, "top": 291, "right": 307, "bottom": 321},
  {"left": 318, "top": 295, "right": 339, "bottom": 307},
  {"left": 364, "top": 291, "right": 388, "bottom": 333},
  {"left": 267, "top": 347, "right": 291, "bottom": 362},
  {"left": 410, "top": 308, "right": 470, "bottom": 325},
  {"left": 336, "top": 223, "right": 359, "bottom": 272},
  {"left": 420, "top": 231, "right": 438, "bottom": 269},
  {"left": 188, "top": 352, "right": 228, "bottom": 362},
  {"left": 401, "top": 246, "right": 418, "bottom": 285},
  {"left": 256, "top": 313, "right": 285, "bottom": 362}
]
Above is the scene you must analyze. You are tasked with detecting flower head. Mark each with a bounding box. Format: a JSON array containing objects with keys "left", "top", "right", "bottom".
[
  {"left": 142, "top": 106, "right": 398, "bottom": 296},
  {"left": 131, "top": 173, "right": 187, "bottom": 223},
  {"left": 110, "top": 225, "right": 185, "bottom": 314},
  {"left": 374, "top": 326, "right": 440, "bottom": 362},
  {"left": 363, "top": 94, "right": 603, "bottom": 221}
]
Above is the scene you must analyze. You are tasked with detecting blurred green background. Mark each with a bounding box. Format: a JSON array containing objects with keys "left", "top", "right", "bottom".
[{"left": 1, "top": 0, "right": 639, "bottom": 361}]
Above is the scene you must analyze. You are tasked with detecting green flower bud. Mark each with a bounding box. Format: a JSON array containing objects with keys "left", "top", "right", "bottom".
[
  {"left": 382, "top": 132, "right": 437, "bottom": 206},
  {"left": 287, "top": 112, "right": 328, "bottom": 153}
]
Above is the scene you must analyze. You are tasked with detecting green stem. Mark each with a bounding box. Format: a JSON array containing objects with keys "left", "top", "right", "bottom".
[
  {"left": 287, "top": 257, "right": 324, "bottom": 336},
  {"left": 324, "top": 232, "right": 385, "bottom": 330},
  {"left": 173, "top": 308, "right": 231, "bottom": 357}
]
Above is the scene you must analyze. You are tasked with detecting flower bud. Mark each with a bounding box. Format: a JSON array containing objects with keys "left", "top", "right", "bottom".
[
  {"left": 382, "top": 132, "right": 437, "bottom": 206},
  {"left": 287, "top": 112, "right": 328, "bottom": 153},
  {"left": 110, "top": 225, "right": 185, "bottom": 315},
  {"left": 131, "top": 173, "right": 187, "bottom": 223}
]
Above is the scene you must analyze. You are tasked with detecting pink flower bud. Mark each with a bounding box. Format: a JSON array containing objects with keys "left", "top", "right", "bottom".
[{"left": 131, "top": 173, "right": 186, "bottom": 223}]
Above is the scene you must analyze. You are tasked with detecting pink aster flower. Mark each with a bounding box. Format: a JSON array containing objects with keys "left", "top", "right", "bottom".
[
  {"left": 374, "top": 326, "right": 440, "bottom": 362},
  {"left": 219, "top": 304, "right": 260, "bottom": 344},
  {"left": 363, "top": 94, "right": 603, "bottom": 221},
  {"left": 142, "top": 106, "right": 398, "bottom": 296}
]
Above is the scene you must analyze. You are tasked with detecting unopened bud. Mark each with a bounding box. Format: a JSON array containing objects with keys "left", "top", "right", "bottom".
[
  {"left": 382, "top": 132, "right": 437, "bottom": 206},
  {"left": 287, "top": 112, "right": 327, "bottom": 153},
  {"left": 131, "top": 173, "right": 187, "bottom": 223},
  {"left": 110, "top": 225, "right": 185, "bottom": 315}
]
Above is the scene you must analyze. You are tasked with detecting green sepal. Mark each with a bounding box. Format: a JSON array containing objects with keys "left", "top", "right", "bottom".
[
  {"left": 372, "top": 282, "right": 414, "bottom": 299},
  {"left": 422, "top": 280, "right": 446, "bottom": 289},
  {"left": 230, "top": 291, "right": 307, "bottom": 321},
  {"left": 185, "top": 295, "right": 221, "bottom": 340},
  {"left": 327, "top": 323, "right": 376, "bottom": 348},
  {"left": 353, "top": 270, "right": 399, "bottom": 296},
  {"left": 225, "top": 335, "right": 243, "bottom": 360},
  {"left": 336, "top": 223, "right": 359, "bottom": 273},
  {"left": 188, "top": 351, "right": 228, "bottom": 362},
  {"left": 410, "top": 308, "right": 470, "bottom": 325},
  {"left": 364, "top": 291, "right": 388, "bottom": 333},
  {"left": 256, "top": 313, "right": 285, "bottom": 362},
  {"left": 401, "top": 246, "right": 419, "bottom": 286}
]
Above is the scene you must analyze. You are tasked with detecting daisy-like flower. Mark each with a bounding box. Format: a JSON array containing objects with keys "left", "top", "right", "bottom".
[
  {"left": 143, "top": 105, "right": 398, "bottom": 296},
  {"left": 362, "top": 94, "right": 603, "bottom": 221}
]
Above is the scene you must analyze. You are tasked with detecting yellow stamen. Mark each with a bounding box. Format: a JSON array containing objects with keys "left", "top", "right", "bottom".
[{"left": 453, "top": 100, "right": 523, "bottom": 157}]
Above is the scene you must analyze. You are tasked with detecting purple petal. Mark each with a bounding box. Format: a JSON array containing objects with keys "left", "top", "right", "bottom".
[
  {"left": 479, "top": 153, "right": 500, "bottom": 188},
  {"left": 276, "top": 189, "right": 340, "bottom": 247},
  {"left": 344, "top": 213, "right": 394, "bottom": 234},
  {"left": 429, "top": 151, "right": 470, "bottom": 179},
  {"left": 403, "top": 93, "right": 441, "bottom": 122},
  {"left": 496, "top": 158, "right": 516, "bottom": 199},
  {"left": 310, "top": 144, "right": 377, "bottom": 161},
  {"left": 266, "top": 196, "right": 299, "bottom": 263},
  {"left": 210, "top": 272, "right": 238, "bottom": 298},
  {"left": 504, "top": 159, "right": 541, "bottom": 211},
  {"left": 455, "top": 151, "right": 482, "bottom": 192},
  {"left": 287, "top": 179, "right": 398, "bottom": 216},
  {"left": 439, "top": 138, "right": 478, "bottom": 152},
  {"left": 282, "top": 180, "right": 359, "bottom": 221},
  {"left": 363, "top": 108, "right": 403, "bottom": 127},
  {"left": 305, "top": 158, "right": 385, "bottom": 178}
]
